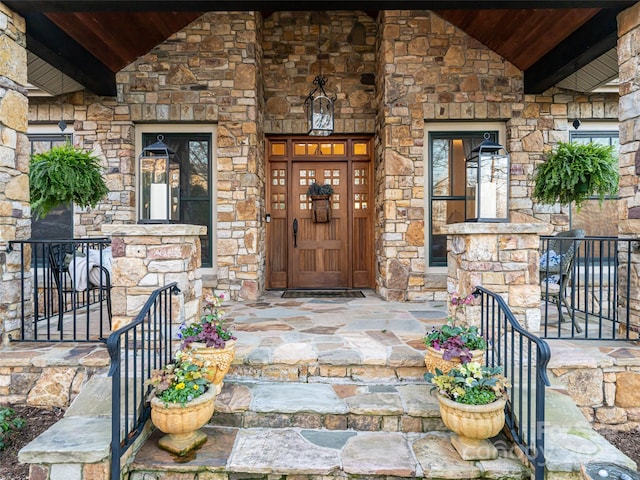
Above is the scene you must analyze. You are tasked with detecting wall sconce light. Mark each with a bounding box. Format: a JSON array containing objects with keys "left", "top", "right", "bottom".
[{"left": 138, "top": 135, "right": 180, "bottom": 224}]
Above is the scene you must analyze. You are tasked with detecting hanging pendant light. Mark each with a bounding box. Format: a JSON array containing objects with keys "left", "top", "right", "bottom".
[{"left": 304, "top": 21, "right": 336, "bottom": 136}]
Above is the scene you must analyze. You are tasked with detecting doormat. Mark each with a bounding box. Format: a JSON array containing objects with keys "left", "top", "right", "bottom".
[{"left": 282, "top": 290, "right": 365, "bottom": 299}]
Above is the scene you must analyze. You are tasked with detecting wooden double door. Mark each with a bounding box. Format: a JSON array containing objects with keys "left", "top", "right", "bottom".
[{"left": 266, "top": 137, "right": 374, "bottom": 290}]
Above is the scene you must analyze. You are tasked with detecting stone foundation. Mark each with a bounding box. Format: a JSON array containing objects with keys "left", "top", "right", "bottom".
[
  {"left": 0, "top": 343, "right": 110, "bottom": 406},
  {"left": 551, "top": 366, "right": 640, "bottom": 431}
]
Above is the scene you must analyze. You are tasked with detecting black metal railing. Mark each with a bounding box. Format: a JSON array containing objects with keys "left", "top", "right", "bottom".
[
  {"left": 107, "top": 283, "right": 179, "bottom": 480},
  {"left": 540, "top": 235, "right": 637, "bottom": 340},
  {"left": 474, "top": 286, "right": 551, "bottom": 480},
  {"left": 7, "top": 238, "right": 112, "bottom": 342}
]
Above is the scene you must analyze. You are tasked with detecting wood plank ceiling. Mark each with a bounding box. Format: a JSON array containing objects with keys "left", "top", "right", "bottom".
[
  {"left": 4, "top": 1, "right": 634, "bottom": 96},
  {"left": 435, "top": 9, "right": 600, "bottom": 71},
  {"left": 45, "top": 12, "right": 202, "bottom": 73},
  {"left": 43, "top": 8, "right": 600, "bottom": 73}
]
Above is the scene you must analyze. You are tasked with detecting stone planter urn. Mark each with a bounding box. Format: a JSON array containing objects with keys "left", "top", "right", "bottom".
[
  {"left": 424, "top": 346, "right": 485, "bottom": 374},
  {"left": 150, "top": 387, "right": 216, "bottom": 456},
  {"left": 437, "top": 393, "right": 506, "bottom": 460},
  {"left": 187, "top": 339, "right": 237, "bottom": 394}
]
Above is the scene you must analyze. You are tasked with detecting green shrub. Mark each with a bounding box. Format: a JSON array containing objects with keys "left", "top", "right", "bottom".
[{"left": 0, "top": 407, "right": 26, "bottom": 451}]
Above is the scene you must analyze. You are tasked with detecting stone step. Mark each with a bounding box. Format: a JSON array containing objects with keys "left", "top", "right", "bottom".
[
  {"left": 212, "top": 381, "right": 445, "bottom": 433},
  {"left": 127, "top": 426, "right": 531, "bottom": 480},
  {"left": 227, "top": 361, "right": 428, "bottom": 383}
]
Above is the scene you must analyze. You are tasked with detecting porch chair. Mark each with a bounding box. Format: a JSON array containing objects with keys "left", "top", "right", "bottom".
[
  {"left": 540, "top": 229, "right": 585, "bottom": 333},
  {"left": 48, "top": 242, "right": 112, "bottom": 331}
]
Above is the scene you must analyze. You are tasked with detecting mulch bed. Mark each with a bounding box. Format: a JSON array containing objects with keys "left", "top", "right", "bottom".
[
  {"left": 0, "top": 406, "right": 64, "bottom": 480},
  {"left": 599, "top": 428, "right": 640, "bottom": 468}
]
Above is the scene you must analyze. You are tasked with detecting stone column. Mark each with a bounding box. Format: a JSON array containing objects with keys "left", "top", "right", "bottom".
[
  {"left": 0, "top": 3, "right": 29, "bottom": 343},
  {"left": 617, "top": 2, "right": 640, "bottom": 338},
  {"left": 446, "top": 222, "right": 552, "bottom": 331},
  {"left": 101, "top": 224, "right": 206, "bottom": 332}
]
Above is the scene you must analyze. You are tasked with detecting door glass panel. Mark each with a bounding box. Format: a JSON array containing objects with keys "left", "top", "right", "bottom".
[
  {"left": 353, "top": 142, "right": 368, "bottom": 155},
  {"left": 271, "top": 143, "right": 286, "bottom": 156}
]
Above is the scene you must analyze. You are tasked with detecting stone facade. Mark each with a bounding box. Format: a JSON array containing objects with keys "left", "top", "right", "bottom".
[
  {"left": 617, "top": 3, "right": 640, "bottom": 337},
  {"left": 28, "top": 12, "right": 265, "bottom": 301},
  {"left": 373, "top": 10, "right": 620, "bottom": 301},
  {"left": 262, "top": 11, "right": 377, "bottom": 135},
  {"left": 8, "top": 8, "right": 634, "bottom": 308},
  {"left": 0, "top": 3, "right": 29, "bottom": 344}
]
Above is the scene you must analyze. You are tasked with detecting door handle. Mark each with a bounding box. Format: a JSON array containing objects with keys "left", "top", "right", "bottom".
[{"left": 293, "top": 218, "right": 298, "bottom": 248}]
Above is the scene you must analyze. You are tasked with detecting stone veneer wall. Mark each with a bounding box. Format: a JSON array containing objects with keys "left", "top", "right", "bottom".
[
  {"left": 617, "top": 3, "right": 640, "bottom": 337},
  {"left": 374, "top": 10, "right": 523, "bottom": 301},
  {"left": 28, "top": 12, "right": 265, "bottom": 301},
  {"left": 514, "top": 89, "right": 618, "bottom": 230},
  {"left": 262, "top": 11, "right": 377, "bottom": 134},
  {"left": 550, "top": 362, "right": 640, "bottom": 431},
  {"left": 0, "top": 3, "right": 29, "bottom": 343},
  {"left": 446, "top": 221, "right": 552, "bottom": 330},
  {"left": 373, "top": 10, "right": 619, "bottom": 301},
  {"left": 119, "top": 11, "right": 265, "bottom": 301},
  {"left": 28, "top": 92, "right": 135, "bottom": 237},
  {"left": 102, "top": 224, "right": 205, "bottom": 331}
]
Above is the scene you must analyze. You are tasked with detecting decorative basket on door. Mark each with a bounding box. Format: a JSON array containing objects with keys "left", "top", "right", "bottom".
[{"left": 307, "top": 183, "right": 334, "bottom": 223}]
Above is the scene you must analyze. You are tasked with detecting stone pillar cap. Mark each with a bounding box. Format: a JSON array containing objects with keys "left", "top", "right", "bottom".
[
  {"left": 102, "top": 224, "right": 207, "bottom": 236},
  {"left": 445, "top": 222, "right": 553, "bottom": 235}
]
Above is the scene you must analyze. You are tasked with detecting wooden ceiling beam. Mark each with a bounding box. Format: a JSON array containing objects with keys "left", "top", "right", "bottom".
[
  {"left": 22, "top": 13, "right": 116, "bottom": 96},
  {"left": 523, "top": 7, "right": 624, "bottom": 94},
  {"left": 5, "top": 0, "right": 637, "bottom": 13}
]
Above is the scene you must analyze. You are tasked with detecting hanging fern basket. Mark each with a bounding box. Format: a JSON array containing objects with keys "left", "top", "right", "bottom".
[
  {"left": 29, "top": 144, "right": 109, "bottom": 219},
  {"left": 532, "top": 141, "right": 619, "bottom": 211}
]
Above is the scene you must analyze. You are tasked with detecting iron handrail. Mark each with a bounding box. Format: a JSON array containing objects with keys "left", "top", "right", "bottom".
[
  {"left": 107, "top": 283, "right": 179, "bottom": 480},
  {"left": 474, "top": 286, "right": 551, "bottom": 480}
]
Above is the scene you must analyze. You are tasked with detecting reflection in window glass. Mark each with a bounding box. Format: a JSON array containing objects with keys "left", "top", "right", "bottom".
[
  {"left": 143, "top": 133, "right": 212, "bottom": 267},
  {"left": 428, "top": 131, "right": 497, "bottom": 266}
]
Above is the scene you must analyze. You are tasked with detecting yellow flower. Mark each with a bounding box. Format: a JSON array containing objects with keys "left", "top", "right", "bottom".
[
  {"left": 176, "top": 382, "right": 185, "bottom": 390},
  {"left": 193, "top": 384, "right": 200, "bottom": 390}
]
